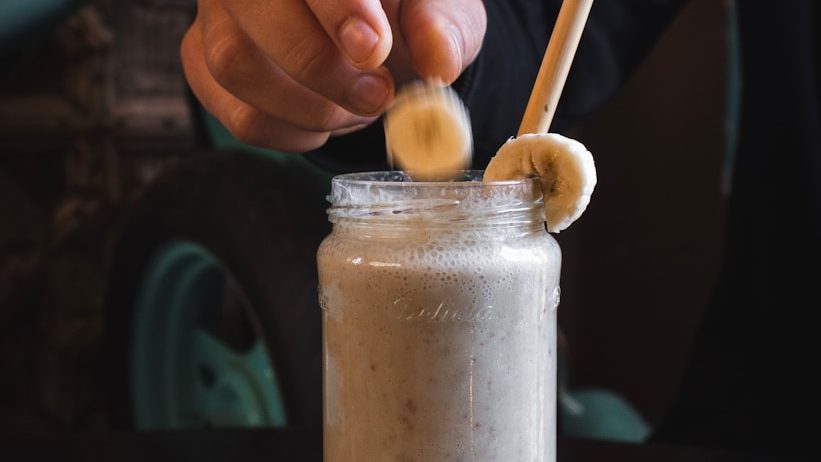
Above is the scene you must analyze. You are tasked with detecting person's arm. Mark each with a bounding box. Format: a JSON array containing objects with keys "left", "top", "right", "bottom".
[{"left": 306, "top": 0, "right": 688, "bottom": 173}]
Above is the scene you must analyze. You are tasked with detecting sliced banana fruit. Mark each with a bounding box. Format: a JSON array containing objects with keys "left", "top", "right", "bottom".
[
  {"left": 484, "top": 133, "right": 597, "bottom": 233},
  {"left": 383, "top": 80, "right": 472, "bottom": 180}
]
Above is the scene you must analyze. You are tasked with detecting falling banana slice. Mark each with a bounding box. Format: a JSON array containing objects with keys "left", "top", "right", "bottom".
[
  {"left": 484, "top": 133, "right": 597, "bottom": 233},
  {"left": 383, "top": 80, "right": 472, "bottom": 180}
]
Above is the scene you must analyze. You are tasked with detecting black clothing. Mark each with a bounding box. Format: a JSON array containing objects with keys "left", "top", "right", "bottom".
[
  {"left": 305, "top": 0, "right": 686, "bottom": 173},
  {"left": 650, "top": 1, "right": 821, "bottom": 458}
]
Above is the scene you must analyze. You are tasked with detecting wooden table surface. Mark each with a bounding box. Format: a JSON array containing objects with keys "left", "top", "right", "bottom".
[{"left": 0, "top": 427, "right": 782, "bottom": 461}]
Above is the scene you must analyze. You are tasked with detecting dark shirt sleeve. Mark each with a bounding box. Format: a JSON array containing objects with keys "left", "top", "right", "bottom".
[{"left": 304, "top": 0, "right": 687, "bottom": 174}]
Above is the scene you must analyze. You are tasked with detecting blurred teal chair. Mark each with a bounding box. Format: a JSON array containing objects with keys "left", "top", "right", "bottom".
[
  {"left": 0, "top": 0, "right": 85, "bottom": 55},
  {"left": 557, "top": 345, "right": 651, "bottom": 443}
]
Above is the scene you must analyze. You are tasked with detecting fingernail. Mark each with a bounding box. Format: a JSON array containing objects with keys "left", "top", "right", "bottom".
[
  {"left": 434, "top": 26, "right": 463, "bottom": 84},
  {"left": 448, "top": 27, "right": 464, "bottom": 71},
  {"left": 347, "top": 74, "right": 389, "bottom": 115},
  {"left": 339, "top": 17, "right": 379, "bottom": 66}
]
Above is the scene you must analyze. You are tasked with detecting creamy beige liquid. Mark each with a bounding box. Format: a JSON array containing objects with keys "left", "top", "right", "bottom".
[{"left": 319, "top": 224, "right": 560, "bottom": 462}]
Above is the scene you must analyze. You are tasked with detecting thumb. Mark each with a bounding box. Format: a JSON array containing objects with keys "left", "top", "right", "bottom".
[{"left": 400, "top": 0, "right": 487, "bottom": 84}]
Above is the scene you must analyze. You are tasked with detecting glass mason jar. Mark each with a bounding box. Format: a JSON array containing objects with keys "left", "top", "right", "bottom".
[{"left": 317, "top": 171, "right": 561, "bottom": 462}]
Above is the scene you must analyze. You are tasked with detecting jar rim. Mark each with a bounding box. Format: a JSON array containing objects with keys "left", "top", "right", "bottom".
[
  {"left": 327, "top": 170, "right": 545, "bottom": 227},
  {"left": 331, "top": 170, "right": 536, "bottom": 187}
]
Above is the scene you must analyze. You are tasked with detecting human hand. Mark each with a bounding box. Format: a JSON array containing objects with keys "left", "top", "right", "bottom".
[{"left": 180, "top": 0, "right": 486, "bottom": 153}]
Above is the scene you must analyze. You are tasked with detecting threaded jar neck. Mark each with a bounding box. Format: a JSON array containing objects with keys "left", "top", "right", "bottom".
[{"left": 327, "top": 171, "right": 545, "bottom": 231}]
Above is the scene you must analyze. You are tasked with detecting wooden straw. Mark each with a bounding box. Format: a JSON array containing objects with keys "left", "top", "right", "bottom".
[{"left": 517, "top": 0, "right": 595, "bottom": 136}]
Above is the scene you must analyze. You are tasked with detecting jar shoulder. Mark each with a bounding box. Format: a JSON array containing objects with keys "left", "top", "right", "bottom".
[{"left": 318, "top": 229, "right": 560, "bottom": 268}]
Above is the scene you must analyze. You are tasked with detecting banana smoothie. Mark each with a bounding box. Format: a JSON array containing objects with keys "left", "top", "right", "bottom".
[{"left": 318, "top": 172, "right": 561, "bottom": 462}]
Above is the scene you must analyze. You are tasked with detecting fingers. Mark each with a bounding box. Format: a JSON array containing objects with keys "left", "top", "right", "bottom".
[
  {"left": 304, "top": 0, "right": 392, "bottom": 70},
  {"left": 180, "top": 0, "right": 487, "bottom": 155},
  {"left": 400, "top": 0, "right": 487, "bottom": 84},
  {"left": 199, "top": 0, "right": 376, "bottom": 132},
  {"left": 219, "top": 0, "right": 394, "bottom": 116},
  {"left": 181, "top": 18, "right": 331, "bottom": 153}
]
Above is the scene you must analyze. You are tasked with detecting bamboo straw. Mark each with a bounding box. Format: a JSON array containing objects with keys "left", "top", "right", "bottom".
[{"left": 517, "top": 0, "right": 594, "bottom": 136}]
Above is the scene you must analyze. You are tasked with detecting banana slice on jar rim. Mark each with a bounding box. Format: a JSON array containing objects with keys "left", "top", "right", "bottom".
[
  {"left": 383, "top": 80, "right": 473, "bottom": 180},
  {"left": 483, "top": 133, "right": 597, "bottom": 233}
]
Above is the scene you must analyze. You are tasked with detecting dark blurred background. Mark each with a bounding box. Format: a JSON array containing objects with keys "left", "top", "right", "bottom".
[
  {"left": 0, "top": 0, "right": 728, "bottom": 438},
  {"left": 1, "top": 0, "right": 198, "bottom": 433}
]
